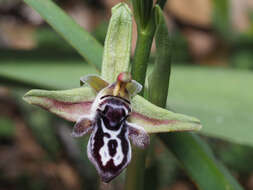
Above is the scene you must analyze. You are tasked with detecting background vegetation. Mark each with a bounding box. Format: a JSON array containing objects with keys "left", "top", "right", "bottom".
[{"left": 0, "top": 0, "right": 253, "bottom": 189}]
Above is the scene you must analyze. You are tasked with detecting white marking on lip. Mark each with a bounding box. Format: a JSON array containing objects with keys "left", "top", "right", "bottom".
[
  {"left": 99, "top": 119, "right": 125, "bottom": 166},
  {"left": 99, "top": 137, "right": 111, "bottom": 166},
  {"left": 125, "top": 128, "right": 131, "bottom": 166},
  {"left": 113, "top": 138, "right": 124, "bottom": 166}
]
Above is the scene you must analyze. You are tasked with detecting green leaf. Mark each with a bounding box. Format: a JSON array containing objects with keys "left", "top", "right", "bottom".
[
  {"left": 101, "top": 3, "right": 132, "bottom": 83},
  {"left": 130, "top": 95, "right": 201, "bottom": 133},
  {"left": 140, "top": 7, "right": 200, "bottom": 134},
  {"left": 147, "top": 5, "right": 172, "bottom": 107},
  {"left": 144, "top": 7, "right": 243, "bottom": 189},
  {"left": 168, "top": 66, "right": 253, "bottom": 146},
  {"left": 0, "top": 62, "right": 97, "bottom": 89},
  {"left": 23, "top": 0, "right": 103, "bottom": 70},
  {"left": 159, "top": 133, "right": 243, "bottom": 190},
  {"left": 23, "top": 87, "right": 95, "bottom": 122}
]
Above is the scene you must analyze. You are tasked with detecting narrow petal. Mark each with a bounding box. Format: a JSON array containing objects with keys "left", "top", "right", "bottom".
[
  {"left": 72, "top": 115, "right": 93, "bottom": 137},
  {"left": 126, "top": 121, "right": 150, "bottom": 149},
  {"left": 23, "top": 87, "right": 95, "bottom": 122},
  {"left": 126, "top": 80, "right": 142, "bottom": 97},
  {"left": 80, "top": 75, "right": 109, "bottom": 93},
  {"left": 129, "top": 95, "right": 202, "bottom": 133}
]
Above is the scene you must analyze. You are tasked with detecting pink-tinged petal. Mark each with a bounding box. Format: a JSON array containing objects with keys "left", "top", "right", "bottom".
[
  {"left": 126, "top": 121, "right": 150, "bottom": 149},
  {"left": 23, "top": 87, "right": 95, "bottom": 122},
  {"left": 129, "top": 95, "right": 202, "bottom": 133},
  {"left": 72, "top": 115, "right": 94, "bottom": 137}
]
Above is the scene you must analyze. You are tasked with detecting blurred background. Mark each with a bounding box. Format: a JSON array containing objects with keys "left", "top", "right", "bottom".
[{"left": 0, "top": 0, "right": 253, "bottom": 189}]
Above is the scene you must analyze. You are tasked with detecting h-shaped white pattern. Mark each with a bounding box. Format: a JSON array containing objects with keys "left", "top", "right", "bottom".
[{"left": 99, "top": 119, "right": 124, "bottom": 166}]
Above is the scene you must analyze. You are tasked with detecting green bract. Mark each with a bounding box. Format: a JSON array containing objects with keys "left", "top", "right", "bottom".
[
  {"left": 101, "top": 3, "right": 132, "bottom": 82},
  {"left": 23, "top": 3, "right": 201, "bottom": 134}
]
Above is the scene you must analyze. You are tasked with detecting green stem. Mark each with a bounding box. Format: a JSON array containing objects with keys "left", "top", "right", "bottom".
[
  {"left": 125, "top": 1, "right": 157, "bottom": 189},
  {"left": 131, "top": 31, "right": 154, "bottom": 93},
  {"left": 125, "top": 147, "right": 147, "bottom": 190},
  {"left": 126, "top": 26, "right": 155, "bottom": 190}
]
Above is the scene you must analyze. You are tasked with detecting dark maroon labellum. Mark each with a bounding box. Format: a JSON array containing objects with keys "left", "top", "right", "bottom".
[
  {"left": 71, "top": 74, "right": 149, "bottom": 183},
  {"left": 87, "top": 96, "right": 131, "bottom": 182}
]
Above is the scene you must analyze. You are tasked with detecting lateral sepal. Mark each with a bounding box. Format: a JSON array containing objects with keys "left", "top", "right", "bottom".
[
  {"left": 130, "top": 95, "right": 202, "bottom": 133},
  {"left": 23, "top": 87, "right": 95, "bottom": 122}
]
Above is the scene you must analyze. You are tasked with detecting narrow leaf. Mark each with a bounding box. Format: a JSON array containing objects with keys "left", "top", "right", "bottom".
[
  {"left": 23, "top": 87, "right": 95, "bottom": 122},
  {"left": 147, "top": 5, "right": 172, "bottom": 107},
  {"left": 148, "top": 7, "right": 242, "bottom": 190},
  {"left": 129, "top": 95, "right": 201, "bottom": 133},
  {"left": 159, "top": 133, "right": 244, "bottom": 190},
  {"left": 0, "top": 62, "right": 97, "bottom": 89},
  {"left": 101, "top": 3, "right": 132, "bottom": 83},
  {"left": 23, "top": 0, "right": 103, "bottom": 69}
]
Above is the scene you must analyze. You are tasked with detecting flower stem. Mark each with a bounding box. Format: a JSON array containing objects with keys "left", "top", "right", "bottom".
[
  {"left": 131, "top": 31, "right": 154, "bottom": 93},
  {"left": 125, "top": 147, "right": 147, "bottom": 190},
  {"left": 125, "top": 26, "right": 155, "bottom": 190},
  {"left": 126, "top": 1, "right": 157, "bottom": 188}
]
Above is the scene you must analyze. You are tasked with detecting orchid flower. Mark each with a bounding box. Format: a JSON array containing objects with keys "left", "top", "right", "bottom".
[{"left": 23, "top": 3, "right": 201, "bottom": 183}]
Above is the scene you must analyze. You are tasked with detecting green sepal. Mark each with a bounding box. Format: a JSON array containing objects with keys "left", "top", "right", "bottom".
[
  {"left": 23, "top": 87, "right": 201, "bottom": 134},
  {"left": 23, "top": 87, "right": 95, "bottom": 122},
  {"left": 129, "top": 95, "right": 202, "bottom": 133},
  {"left": 101, "top": 3, "right": 132, "bottom": 83}
]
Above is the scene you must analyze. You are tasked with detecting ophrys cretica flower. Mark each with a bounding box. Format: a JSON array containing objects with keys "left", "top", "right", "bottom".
[
  {"left": 73, "top": 72, "right": 149, "bottom": 182},
  {"left": 23, "top": 2, "right": 201, "bottom": 183}
]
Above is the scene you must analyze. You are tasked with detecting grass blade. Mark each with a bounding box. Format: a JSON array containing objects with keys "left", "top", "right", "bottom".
[
  {"left": 159, "top": 133, "right": 243, "bottom": 190},
  {"left": 23, "top": 0, "right": 103, "bottom": 70},
  {"left": 148, "top": 6, "right": 243, "bottom": 190}
]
